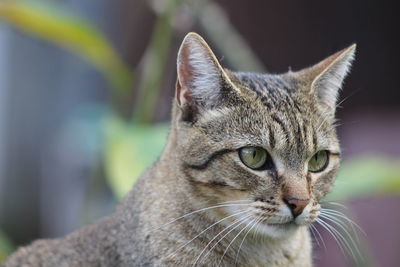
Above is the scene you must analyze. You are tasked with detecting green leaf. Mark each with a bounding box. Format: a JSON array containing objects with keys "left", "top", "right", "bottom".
[
  {"left": 327, "top": 155, "right": 400, "bottom": 201},
  {"left": 133, "top": 0, "right": 183, "bottom": 123},
  {"left": 104, "top": 116, "right": 169, "bottom": 199},
  {"left": 0, "top": 0, "right": 132, "bottom": 93},
  {"left": 0, "top": 230, "right": 13, "bottom": 264}
]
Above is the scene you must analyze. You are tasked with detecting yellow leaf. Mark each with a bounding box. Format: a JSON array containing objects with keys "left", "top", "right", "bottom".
[
  {"left": 104, "top": 116, "right": 169, "bottom": 198},
  {"left": 0, "top": 0, "right": 132, "bottom": 92}
]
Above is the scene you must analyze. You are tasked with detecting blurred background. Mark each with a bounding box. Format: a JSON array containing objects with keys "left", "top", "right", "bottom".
[{"left": 0, "top": 0, "right": 399, "bottom": 266}]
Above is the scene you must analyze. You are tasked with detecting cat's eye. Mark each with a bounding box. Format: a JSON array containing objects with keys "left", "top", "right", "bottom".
[
  {"left": 239, "top": 147, "right": 270, "bottom": 170},
  {"left": 308, "top": 150, "right": 329, "bottom": 173}
]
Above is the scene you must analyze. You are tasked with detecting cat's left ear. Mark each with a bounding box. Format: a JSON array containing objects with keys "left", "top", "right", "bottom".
[{"left": 294, "top": 44, "right": 356, "bottom": 112}]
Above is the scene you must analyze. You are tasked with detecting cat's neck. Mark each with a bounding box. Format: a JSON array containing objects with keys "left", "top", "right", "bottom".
[{"left": 236, "top": 227, "right": 312, "bottom": 266}]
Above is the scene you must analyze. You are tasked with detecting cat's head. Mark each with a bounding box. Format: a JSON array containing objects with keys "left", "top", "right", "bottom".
[{"left": 172, "top": 33, "right": 355, "bottom": 238}]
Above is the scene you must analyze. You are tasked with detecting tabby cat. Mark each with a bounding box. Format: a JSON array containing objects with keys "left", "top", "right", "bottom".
[{"left": 4, "top": 32, "right": 355, "bottom": 267}]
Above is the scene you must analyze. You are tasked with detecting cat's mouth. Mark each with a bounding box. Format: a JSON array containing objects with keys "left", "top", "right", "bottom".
[
  {"left": 254, "top": 218, "right": 299, "bottom": 238},
  {"left": 266, "top": 221, "right": 295, "bottom": 227},
  {"left": 251, "top": 213, "right": 298, "bottom": 228}
]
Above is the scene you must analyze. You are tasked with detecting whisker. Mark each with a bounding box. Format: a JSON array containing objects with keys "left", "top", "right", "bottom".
[
  {"left": 321, "top": 211, "right": 359, "bottom": 241},
  {"left": 193, "top": 214, "right": 252, "bottom": 266},
  {"left": 218, "top": 200, "right": 253, "bottom": 204},
  {"left": 234, "top": 216, "right": 263, "bottom": 266},
  {"left": 321, "top": 202, "right": 366, "bottom": 261},
  {"left": 317, "top": 217, "right": 358, "bottom": 261},
  {"left": 254, "top": 216, "right": 264, "bottom": 239},
  {"left": 200, "top": 215, "right": 252, "bottom": 266},
  {"left": 217, "top": 217, "right": 258, "bottom": 267},
  {"left": 191, "top": 215, "right": 247, "bottom": 266},
  {"left": 319, "top": 213, "right": 362, "bottom": 259},
  {"left": 316, "top": 218, "right": 346, "bottom": 256},
  {"left": 167, "top": 209, "right": 250, "bottom": 259},
  {"left": 310, "top": 223, "right": 326, "bottom": 251},
  {"left": 150, "top": 203, "right": 251, "bottom": 232},
  {"left": 321, "top": 209, "right": 365, "bottom": 235},
  {"left": 323, "top": 201, "right": 348, "bottom": 210},
  {"left": 326, "top": 218, "right": 359, "bottom": 262},
  {"left": 309, "top": 224, "right": 320, "bottom": 247},
  {"left": 321, "top": 209, "right": 364, "bottom": 245}
]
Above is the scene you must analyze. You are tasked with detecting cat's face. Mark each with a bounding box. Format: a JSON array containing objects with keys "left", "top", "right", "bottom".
[{"left": 174, "top": 33, "right": 355, "bottom": 238}]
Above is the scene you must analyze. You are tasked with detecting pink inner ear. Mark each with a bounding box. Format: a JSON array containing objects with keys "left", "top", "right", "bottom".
[
  {"left": 176, "top": 80, "right": 182, "bottom": 105},
  {"left": 177, "top": 44, "right": 195, "bottom": 106},
  {"left": 176, "top": 80, "right": 193, "bottom": 106},
  {"left": 176, "top": 86, "right": 193, "bottom": 107}
]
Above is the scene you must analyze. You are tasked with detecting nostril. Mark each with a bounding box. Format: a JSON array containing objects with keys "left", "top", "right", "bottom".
[
  {"left": 288, "top": 203, "right": 297, "bottom": 211},
  {"left": 283, "top": 197, "right": 309, "bottom": 218}
]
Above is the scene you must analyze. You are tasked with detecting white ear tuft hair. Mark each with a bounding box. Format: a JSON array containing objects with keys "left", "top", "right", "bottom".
[{"left": 176, "top": 32, "right": 228, "bottom": 108}]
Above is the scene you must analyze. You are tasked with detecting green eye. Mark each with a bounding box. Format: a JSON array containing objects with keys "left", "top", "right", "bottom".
[
  {"left": 239, "top": 147, "right": 268, "bottom": 169},
  {"left": 308, "top": 150, "right": 329, "bottom": 172}
]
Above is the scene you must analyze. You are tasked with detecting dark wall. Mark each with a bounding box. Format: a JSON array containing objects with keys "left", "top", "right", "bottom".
[{"left": 216, "top": 0, "right": 399, "bottom": 110}]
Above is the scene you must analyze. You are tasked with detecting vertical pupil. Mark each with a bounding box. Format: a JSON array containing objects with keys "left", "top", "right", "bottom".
[{"left": 252, "top": 150, "right": 257, "bottom": 159}]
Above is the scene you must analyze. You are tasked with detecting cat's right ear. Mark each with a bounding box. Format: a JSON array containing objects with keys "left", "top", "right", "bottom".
[
  {"left": 293, "top": 44, "right": 356, "bottom": 113},
  {"left": 176, "top": 32, "right": 233, "bottom": 121}
]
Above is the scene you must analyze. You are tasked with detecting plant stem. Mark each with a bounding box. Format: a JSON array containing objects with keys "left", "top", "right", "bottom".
[{"left": 134, "top": 0, "right": 182, "bottom": 124}]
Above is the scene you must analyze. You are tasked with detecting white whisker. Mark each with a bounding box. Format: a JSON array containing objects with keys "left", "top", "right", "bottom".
[
  {"left": 217, "top": 217, "right": 257, "bottom": 267},
  {"left": 321, "top": 208, "right": 365, "bottom": 235},
  {"left": 218, "top": 200, "right": 253, "bottom": 204},
  {"left": 193, "top": 214, "right": 252, "bottom": 266},
  {"left": 321, "top": 209, "right": 364, "bottom": 246},
  {"left": 319, "top": 213, "right": 362, "bottom": 259},
  {"left": 321, "top": 211, "right": 359, "bottom": 242},
  {"left": 310, "top": 224, "right": 326, "bottom": 251},
  {"left": 317, "top": 217, "right": 358, "bottom": 261},
  {"left": 316, "top": 218, "right": 346, "bottom": 256},
  {"left": 309, "top": 224, "right": 320, "bottom": 247},
  {"left": 323, "top": 201, "right": 348, "bottom": 210},
  {"left": 150, "top": 203, "right": 250, "bottom": 232},
  {"left": 234, "top": 216, "right": 263, "bottom": 266},
  {"left": 167, "top": 209, "right": 250, "bottom": 259}
]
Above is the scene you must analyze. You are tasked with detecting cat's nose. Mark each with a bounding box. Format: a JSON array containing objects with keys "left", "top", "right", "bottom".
[{"left": 283, "top": 197, "right": 310, "bottom": 218}]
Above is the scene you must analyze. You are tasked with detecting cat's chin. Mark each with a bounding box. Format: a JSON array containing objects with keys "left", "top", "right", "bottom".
[{"left": 256, "top": 221, "right": 299, "bottom": 239}]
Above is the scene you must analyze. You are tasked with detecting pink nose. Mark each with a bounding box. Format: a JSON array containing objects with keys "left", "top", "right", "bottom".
[{"left": 283, "top": 197, "right": 310, "bottom": 218}]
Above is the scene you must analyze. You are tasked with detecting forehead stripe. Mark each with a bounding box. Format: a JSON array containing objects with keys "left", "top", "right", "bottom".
[
  {"left": 271, "top": 114, "right": 290, "bottom": 143},
  {"left": 267, "top": 124, "right": 276, "bottom": 149}
]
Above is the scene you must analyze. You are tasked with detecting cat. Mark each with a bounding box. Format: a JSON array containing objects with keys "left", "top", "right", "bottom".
[{"left": 3, "top": 32, "right": 355, "bottom": 267}]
